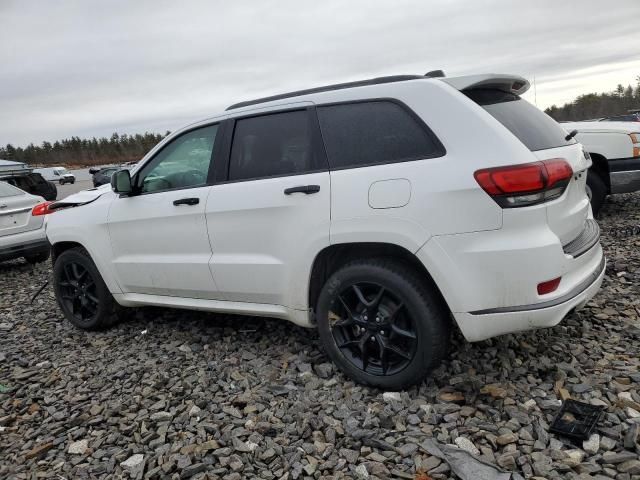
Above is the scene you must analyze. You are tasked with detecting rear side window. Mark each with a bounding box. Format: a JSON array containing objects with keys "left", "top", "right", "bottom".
[
  {"left": 466, "top": 89, "right": 575, "bottom": 152},
  {"left": 317, "top": 101, "right": 442, "bottom": 169},
  {"left": 229, "top": 110, "right": 321, "bottom": 181}
]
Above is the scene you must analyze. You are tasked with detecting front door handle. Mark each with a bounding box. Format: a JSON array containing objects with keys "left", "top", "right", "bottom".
[
  {"left": 284, "top": 185, "right": 321, "bottom": 195},
  {"left": 173, "top": 197, "right": 199, "bottom": 206}
]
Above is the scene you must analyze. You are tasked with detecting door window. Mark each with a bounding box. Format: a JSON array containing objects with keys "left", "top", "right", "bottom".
[
  {"left": 228, "top": 110, "right": 321, "bottom": 181},
  {"left": 138, "top": 124, "right": 218, "bottom": 193}
]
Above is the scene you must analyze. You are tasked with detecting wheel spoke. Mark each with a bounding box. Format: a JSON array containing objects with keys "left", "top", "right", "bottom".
[
  {"left": 352, "top": 284, "right": 369, "bottom": 307},
  {"left": 391, "top": 323, "right": 416, "bottom": 339},
  {"left": 337, "top": 339, "right": 360, "bottom": 349},
  {"left": 359, "top": 336, "right": 370, "bottom": 372},
  {"left": 86, "top": 292, "right": 99, "bottom": 304},
  {"left": 333, "top": 317, "right": 355, "bottom": 328},
  {"left": 337, "top": 295, "right": 354, "bottom": 317},
  {"left": 384, "top": 343, "right": 412, "bottom": 360},
  {"left": 71, "top": 263, "right": 82, "bottom": 280}
]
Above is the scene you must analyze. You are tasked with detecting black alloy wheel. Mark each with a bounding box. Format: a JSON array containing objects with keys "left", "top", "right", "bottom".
[
  {"left": 328, "top": 282, "right": 417, "bottom": 375},
  {"left": 57, "top": 261, "right": 99, "bottom": 325},
  {"left": 316, "top": 258, "right": 450, "bottom": 389},
  {"left": 53, "top": 247, "right": 122, "bottom": 330}
]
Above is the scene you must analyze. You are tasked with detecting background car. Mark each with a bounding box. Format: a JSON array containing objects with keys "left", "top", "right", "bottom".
[
  {"left": 34, "top": 166, "right": 76, "bottom": 184},
  {"left": 4, "top": 172, "right": 57, "bottom": 200},
  {"left": 92, "top": 166, "right": 121, "bottom": 187},
  {"left": 0, "top": 181, "right": 50, "bottom": 264}
]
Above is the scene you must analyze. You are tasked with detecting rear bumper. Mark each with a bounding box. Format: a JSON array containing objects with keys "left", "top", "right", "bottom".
[
  {"left": 609, "top": 156, "right": 640, "bottom": 194},
  {"left": 454, "top": 255, "right": 604, "bottom": 341},
  {"left": 0, "top": 238, "right": 50, "bottom": 262}
]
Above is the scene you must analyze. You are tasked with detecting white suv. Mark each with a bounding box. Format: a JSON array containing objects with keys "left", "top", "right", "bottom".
[{"left": 42, "top": 73, "right": 605, "bottom": 389}]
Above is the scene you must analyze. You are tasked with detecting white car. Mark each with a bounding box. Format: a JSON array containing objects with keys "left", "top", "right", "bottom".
[
  {"left": 42, "top": 73, "right": 605, "bottom": 389},
  {"left": 561, "top": 121, "right": 640, "bottom": 214},
  {"left": 34, "top": 167, "right": 76, "bottom": 185},
  {"left": 0, "top": 181, "right": 50, "bottom": 264}
]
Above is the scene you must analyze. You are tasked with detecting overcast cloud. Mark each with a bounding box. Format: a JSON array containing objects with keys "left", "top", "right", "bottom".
[{"left": 1, "top": 0, "right": 639, "bottom": 146}]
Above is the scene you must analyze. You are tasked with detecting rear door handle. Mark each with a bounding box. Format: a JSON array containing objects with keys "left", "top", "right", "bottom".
[
  {"left": 173, "top": 197, "right": 199, "bottom": 206},
  {"left": 284, "top": 185, "right": 320, "bottom": 195}
]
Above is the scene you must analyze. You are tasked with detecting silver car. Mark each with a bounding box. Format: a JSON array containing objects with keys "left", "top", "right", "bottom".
[{"left": 0, "top": 181, "right": 50, "bottom": 264}]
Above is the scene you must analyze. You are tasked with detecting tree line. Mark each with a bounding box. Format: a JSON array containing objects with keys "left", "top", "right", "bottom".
[
  {"left": 0, "top": 132, "right": 169, "bottom": 167},
  {"left": 545, "top": 76, "right": 640, "bottom": 122}
]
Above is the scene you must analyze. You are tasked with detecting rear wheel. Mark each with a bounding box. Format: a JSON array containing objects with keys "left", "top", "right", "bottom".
[
  {"left": 586, "top": 170, "right": 607, "bottom": 216},
  {"left": 316, "top": 258, "right": 450, "bottom": 389},
  {"left": 53, "top": 247, "right": 122, "bottom": 330}
]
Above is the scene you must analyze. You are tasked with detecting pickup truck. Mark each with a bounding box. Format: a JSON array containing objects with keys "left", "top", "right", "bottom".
[{"left": 561, "top": 121, "right": 640, "bottom": 214}]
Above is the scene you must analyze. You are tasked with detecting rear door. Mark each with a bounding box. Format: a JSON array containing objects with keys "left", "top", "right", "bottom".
[
  {"left": 466, "top": 89, "right": 591, "bottom": 244},
  {"left": 205, "top": 107, "right": 330, "bottom": 308},
  {"left": 0, "top": 182, "right": 43, "bottom": 237}
]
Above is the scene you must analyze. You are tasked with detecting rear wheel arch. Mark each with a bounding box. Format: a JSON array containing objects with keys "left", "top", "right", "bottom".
[
  {"left": 51, "top": 241, "right": 87, "bottom": 264},
  {"left": 308, "top": 242, "right": 451, "bottom": 318}
]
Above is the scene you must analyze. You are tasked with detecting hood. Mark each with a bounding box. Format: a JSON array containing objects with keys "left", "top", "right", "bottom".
[{"left": 50, "top": 184, "right": 111, "bottom": 210}]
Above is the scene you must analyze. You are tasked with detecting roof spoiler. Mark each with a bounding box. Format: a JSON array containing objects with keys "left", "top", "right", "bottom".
[{"left": 440, "top": 74, "right": 530, "bottom": 96}]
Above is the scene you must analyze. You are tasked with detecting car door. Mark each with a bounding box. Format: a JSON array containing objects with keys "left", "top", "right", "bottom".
[
  {"left": 205, "top": 107, "right": 330, "bottom": 308},
  {"left": 107, "top": 123, "right": 222, "bottom": 299}
]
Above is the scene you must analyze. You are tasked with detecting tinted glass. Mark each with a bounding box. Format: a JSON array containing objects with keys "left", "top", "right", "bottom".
[
  {"left": 139, "top": 124, "right": 218, "bottom": 193},
  {"left": 0, "top": 181, "right": 24, "bottom": 197},
  {"left": 466, "top": 89, "right": 576, "bottom": 152},
  {"left": 317, "top": 101, "right": 440, "bottom": 169},
  {"left": 229, "top": 110, "right": 317, "bottom": 181}
]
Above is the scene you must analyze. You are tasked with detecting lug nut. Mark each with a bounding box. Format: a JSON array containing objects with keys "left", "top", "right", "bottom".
[{"left": 370, "top": 336, "right": 375, "bottom": 341}]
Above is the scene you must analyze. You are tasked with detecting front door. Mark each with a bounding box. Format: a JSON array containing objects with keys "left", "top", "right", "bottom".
[
  {"left": 205, "top": 108, "right": 330, "bottom": 308},
  {"left": 108, "top": 124, "right": 222, "bottom": 299}
]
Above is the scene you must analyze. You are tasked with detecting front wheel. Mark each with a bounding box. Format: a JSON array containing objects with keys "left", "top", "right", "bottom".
[
  {"left": 53, "top": 247, "right": 122, "bottom": 330},
  {"left": 316, "top": 258, "right": 450, "bottom": 390}
]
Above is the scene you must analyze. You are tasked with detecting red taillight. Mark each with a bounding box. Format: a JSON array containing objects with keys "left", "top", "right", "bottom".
[
  {"left": 537, "top": 277, "right": 561, "bottom": 295},
  {"left": 31, "top": 201, "right": 54, "bottom": 216},
  {"left": 474, "top": 158, "right": 573, "bottom": 208}
]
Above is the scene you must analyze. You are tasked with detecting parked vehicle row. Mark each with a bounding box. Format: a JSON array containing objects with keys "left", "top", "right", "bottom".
[
  {"left": 39, "top": 72, "right": 605, "bottom": 389},
  {"left": 561, "top": 121, "right": 640, "bottom": 214},
  {"left": 0, "top": 159, "right": 57, "bottom": 200}
]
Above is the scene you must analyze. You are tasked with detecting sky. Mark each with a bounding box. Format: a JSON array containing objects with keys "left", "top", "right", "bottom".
[{"left": 1, "top": 0, "right": 639, "bottom": 147}]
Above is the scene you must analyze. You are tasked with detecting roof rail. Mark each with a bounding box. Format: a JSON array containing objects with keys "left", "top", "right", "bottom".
[{"left": 225, "top": 74, "right": 434, "bottom": 111}]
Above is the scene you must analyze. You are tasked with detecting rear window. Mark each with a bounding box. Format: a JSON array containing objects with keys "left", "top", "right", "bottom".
[
  {"left": 317, "top": 101, "right": 443, "bottom": 169},
  {"left": 0, "top": 181, "right": 25, "bottom": 197},
  {"left": 466, "top": 89, "right": 575, "bottom": 152}
]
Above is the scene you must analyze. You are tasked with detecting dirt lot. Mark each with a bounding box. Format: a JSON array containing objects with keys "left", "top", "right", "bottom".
[{"left": 0, "top": 195, "right": 639, "bottom": 479}]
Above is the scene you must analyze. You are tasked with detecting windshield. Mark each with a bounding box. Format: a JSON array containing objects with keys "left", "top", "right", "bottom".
[
  {"left": 0, "top": 181, "right": 25, "bottom": 197},
  {"left": 465, "top": 89, "right": 576, "bottom": 152}
]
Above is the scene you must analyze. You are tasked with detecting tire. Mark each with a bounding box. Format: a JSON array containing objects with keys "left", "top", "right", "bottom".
[
  {"left": 24, "top": 250, "right": 50, "bottom": 264},
  {"left": 316, "top": 258, "right": 450, "bottom": 390},
  {"left": 53, "top": 247, "right": 122, "bottom": 330},
  {"left": 586, "top": 170, "right": 607, "bottom": 216}
]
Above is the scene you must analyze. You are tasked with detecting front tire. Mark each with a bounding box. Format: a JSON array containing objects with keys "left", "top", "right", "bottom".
[
  {"left": 53, "top": 247, "right": 122, "bottom": 330},
  {"left": 316, "top": 258, "right": 450, "bottom": 390},
  {"left": 586, "top": 170, "right": 607, "bottom": 216}
]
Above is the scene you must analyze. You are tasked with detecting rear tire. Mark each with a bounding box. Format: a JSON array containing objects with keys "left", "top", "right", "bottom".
[
  {"left": 53, "top": 247, "right": 122, "bottom": 330},
  {"left": 586, "top": 170, "right": 607, "bottom": 216},
  {"left": 24, "top": 251, "right": 50, "bottom": 264},
  {"left": 316, "top": 258, "right": 450, "bottom": 390}
]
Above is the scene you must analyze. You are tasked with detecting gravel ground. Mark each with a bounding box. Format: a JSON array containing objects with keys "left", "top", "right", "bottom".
[{"left": 1, "top": 195, "right": 639, "bottom": 480}]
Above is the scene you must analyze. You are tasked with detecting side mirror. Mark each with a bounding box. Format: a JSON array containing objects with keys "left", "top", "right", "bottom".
[
  {"left": 89, "top": 167, "right": 99, "bottom": 174},
  {"left": 111, "top": 169, "right": 132, "bottom": 194}
]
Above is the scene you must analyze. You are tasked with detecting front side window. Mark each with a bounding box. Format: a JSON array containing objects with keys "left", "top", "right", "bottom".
[
  {"left": 317, "top": 101, "right": 442, "bottom": 169},
  {"left": 228, "top": 110, "right": 319, "bottom": 181},
  {"left": 138, "top": 124, "right": 218, "bottom": 193}
]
